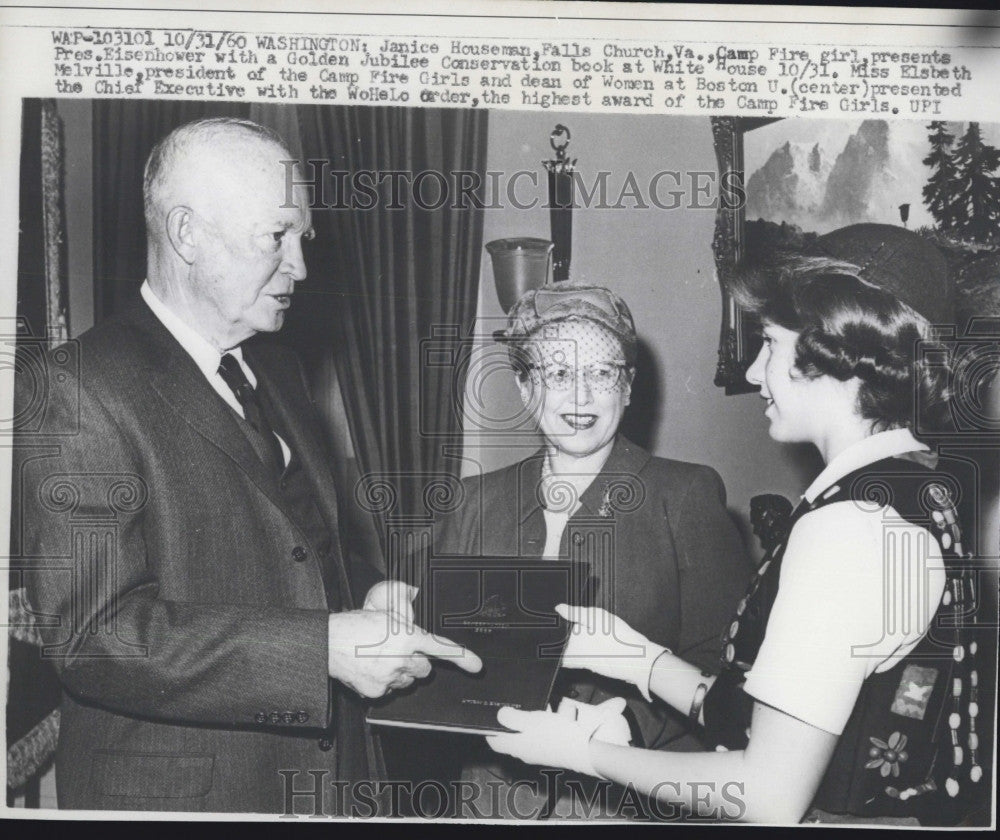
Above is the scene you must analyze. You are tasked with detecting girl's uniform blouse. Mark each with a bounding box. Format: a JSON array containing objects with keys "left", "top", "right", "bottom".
[{"left": 743, "top": 429, "right": 946, "bottom": 736}]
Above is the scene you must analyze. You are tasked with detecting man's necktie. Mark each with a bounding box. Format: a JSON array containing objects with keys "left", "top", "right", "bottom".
[{"left": 217, "top": 353, "right": 285, "bottom": 474}]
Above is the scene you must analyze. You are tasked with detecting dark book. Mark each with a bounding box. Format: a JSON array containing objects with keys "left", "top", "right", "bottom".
[{"left": 367, "top": 558, "right": 593, "bottom": 734}]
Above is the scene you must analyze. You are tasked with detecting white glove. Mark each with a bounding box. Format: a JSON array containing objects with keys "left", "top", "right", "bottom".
[
  {"left": 486, "top": 697, "right": 631, "bottom": 778},
  {"left": 556, "top": 604, "right": 668, "bottom": 701},
  {"left": 557, "top": 696, "right": 633, "bottom": 747}
]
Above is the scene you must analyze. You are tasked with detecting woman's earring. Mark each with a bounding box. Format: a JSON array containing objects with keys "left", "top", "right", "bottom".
[{"left": 517, "top": 378, "right": 532, "bottom": 408}]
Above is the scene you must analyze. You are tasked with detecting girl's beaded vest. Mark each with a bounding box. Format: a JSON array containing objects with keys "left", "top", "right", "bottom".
[{"left": 702, "top": 457, "right": 983, "bottom": 824}]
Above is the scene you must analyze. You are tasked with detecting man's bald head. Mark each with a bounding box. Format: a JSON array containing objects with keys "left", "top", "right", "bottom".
[
  {"left": 143, "top": 117, "right": 294, "bottom": 242},
  {"left": 142, "top": 117, "right": 312, "bottom": 351}
]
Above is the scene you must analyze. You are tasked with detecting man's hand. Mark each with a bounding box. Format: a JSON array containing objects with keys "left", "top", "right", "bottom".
[
  {"left": 362, "top": 580, "right": 418, "bottom": 626},
  {"left": 557, "top": 604, "right": 668, "bottom": 701},
  {"left": 327, "top": 609, "right": 482, "bottom": 699}
]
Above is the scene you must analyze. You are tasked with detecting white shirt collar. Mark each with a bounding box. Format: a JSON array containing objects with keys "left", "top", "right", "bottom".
[
  {"left": 141, "top": 280, "right": 253, "bottom": 384},
  {"left": 803, "top": 428, "right": 931, "bottom": 503}
]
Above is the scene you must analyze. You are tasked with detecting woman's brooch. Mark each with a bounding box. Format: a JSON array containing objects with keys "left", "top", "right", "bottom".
[{"left": 597, "top": 484, "right": 613, "bottom": 518}]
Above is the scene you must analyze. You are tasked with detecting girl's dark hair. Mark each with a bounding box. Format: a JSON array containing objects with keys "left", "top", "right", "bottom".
[{"left": 731, "top": 256, "right": 953, "bottom": 435}]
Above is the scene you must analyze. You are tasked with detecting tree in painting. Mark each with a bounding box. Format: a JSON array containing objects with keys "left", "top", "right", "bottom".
[
  {"left": 952, "top": 122, "right": 1000, "bottom": 243},
  {"left": 922, "top": 121, "right": 961, "bottom": 235}
]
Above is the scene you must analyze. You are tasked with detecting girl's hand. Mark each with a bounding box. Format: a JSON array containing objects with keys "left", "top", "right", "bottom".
[
  {"left": 486, "top": 697, "right": 631, "bottom": 777},
  {"left": 557, "top": 604, "right": 668, "bottom": 700}
]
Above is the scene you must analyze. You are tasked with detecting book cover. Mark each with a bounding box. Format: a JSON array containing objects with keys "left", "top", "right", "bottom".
[{"left": 367, "top": 558, "right": 593, "bottom": 734}]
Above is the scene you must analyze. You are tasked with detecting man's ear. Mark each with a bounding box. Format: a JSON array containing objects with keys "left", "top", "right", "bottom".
[{"left": 165, "top": 205, "right": 197, "bottom": 265}]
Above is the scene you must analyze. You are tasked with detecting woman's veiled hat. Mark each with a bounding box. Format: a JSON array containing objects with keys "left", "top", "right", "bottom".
[{"left": 499, "top": 283, "right": 638, "bottom": 365}]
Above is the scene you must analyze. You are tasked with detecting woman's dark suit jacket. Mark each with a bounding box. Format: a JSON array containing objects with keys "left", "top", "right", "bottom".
[{"left": 436, "top": 436, "right": 753, "bottom": 753}]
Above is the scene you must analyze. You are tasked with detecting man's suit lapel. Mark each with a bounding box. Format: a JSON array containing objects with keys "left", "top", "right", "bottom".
[{"left": 125, "top": 298, "right": 290, "bottom": 513}]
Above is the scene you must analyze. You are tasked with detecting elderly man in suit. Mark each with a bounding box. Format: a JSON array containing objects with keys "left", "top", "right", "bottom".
[{"left": 15, "top": 117, "right": 480, "bottom": 814}]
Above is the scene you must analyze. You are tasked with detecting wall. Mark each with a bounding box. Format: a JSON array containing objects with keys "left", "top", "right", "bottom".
[{"left": 464, "top": 110, "right": 823, "bottom": 540}]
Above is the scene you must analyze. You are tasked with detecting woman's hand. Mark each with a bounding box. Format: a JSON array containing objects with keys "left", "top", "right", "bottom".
[
  {"left": 557, "top": 604, "right": 668, "bottom": 700},
  {"left": 486, "top": 697, "right": 631, "bottom": 778}
]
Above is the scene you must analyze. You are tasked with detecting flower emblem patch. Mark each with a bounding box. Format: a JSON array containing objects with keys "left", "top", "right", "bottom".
[{"left": 866, "top": 731, "right": 909, "bottom": 778}]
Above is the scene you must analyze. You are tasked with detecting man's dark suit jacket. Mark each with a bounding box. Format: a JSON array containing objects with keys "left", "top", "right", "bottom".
[{"left": 14, "top": 296, "right": 382, "bottom": 813}]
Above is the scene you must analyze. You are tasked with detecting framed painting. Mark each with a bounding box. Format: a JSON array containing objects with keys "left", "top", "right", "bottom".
[{"left": 711, "top": 114, "right": 1000, "bottom": 393}]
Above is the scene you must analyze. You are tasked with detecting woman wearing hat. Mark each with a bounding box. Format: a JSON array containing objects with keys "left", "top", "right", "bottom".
[
  {"left": 487, "top": 225, "right": 987, "bottom": 825},
  {"left": 432, "top": 282, "right": 752, "bottom": 818}
]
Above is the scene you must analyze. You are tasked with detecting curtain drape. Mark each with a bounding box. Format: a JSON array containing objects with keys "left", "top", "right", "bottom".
[
  {"left": 295, "top": 105, "right": 488, "bottom": 536},
  {"left": 294, "top": 103, "right": 487, "bottom": 808}
]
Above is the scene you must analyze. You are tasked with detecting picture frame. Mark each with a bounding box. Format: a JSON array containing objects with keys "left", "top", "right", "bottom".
[{"left": 710, "top": 116, "right": 780, "bottom": 395}]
